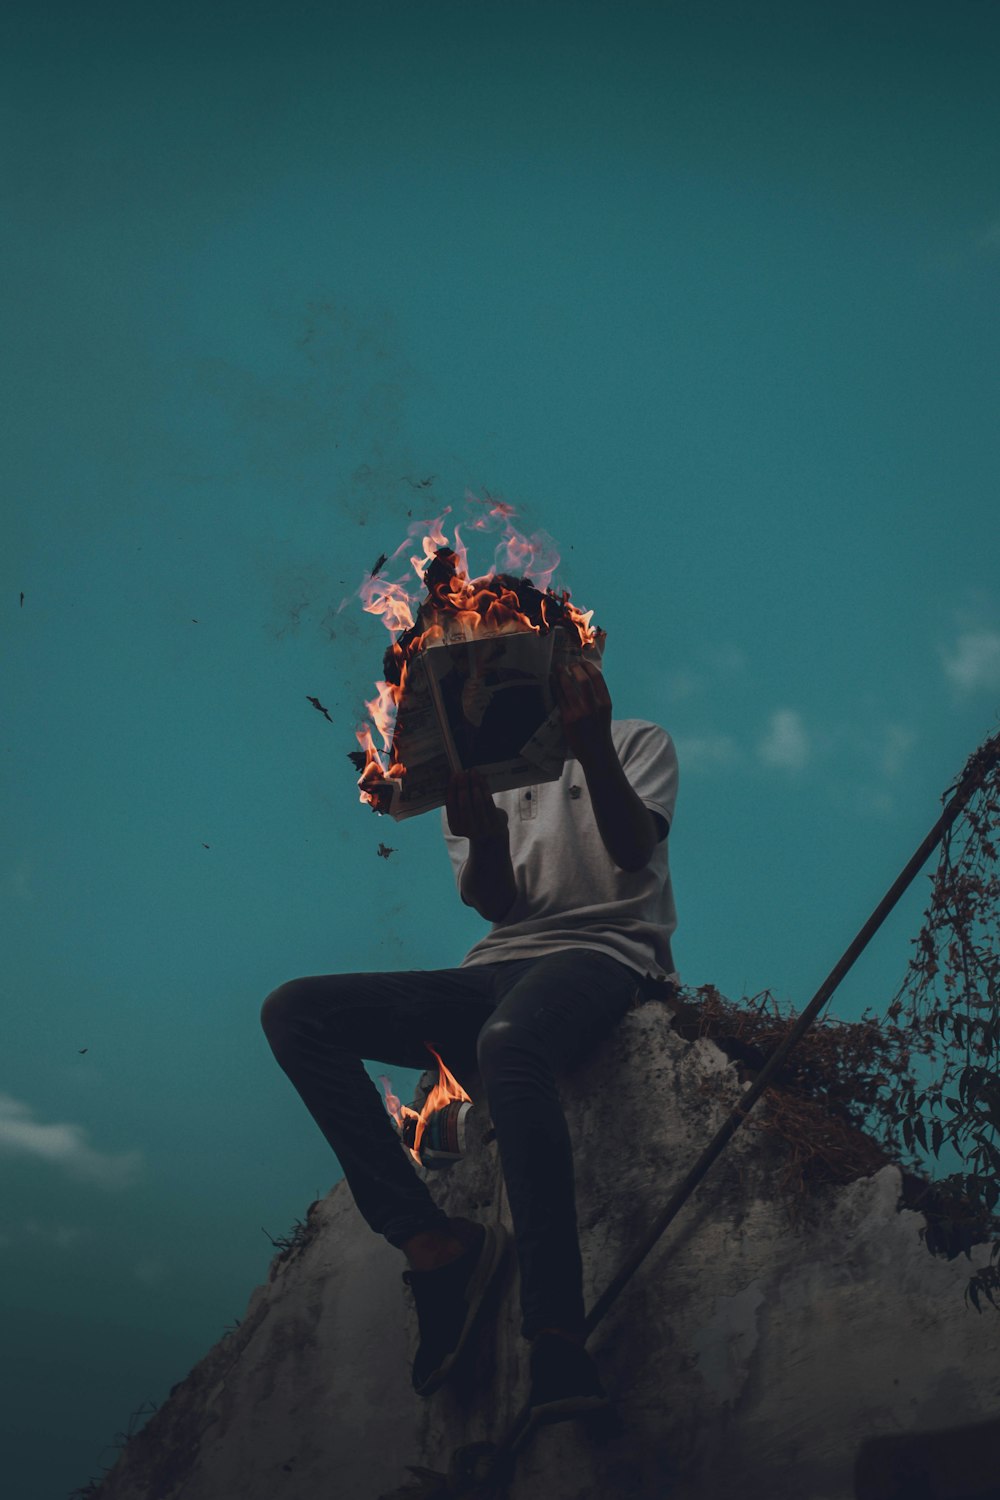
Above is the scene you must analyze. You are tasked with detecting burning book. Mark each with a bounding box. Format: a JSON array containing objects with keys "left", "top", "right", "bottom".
[{"left": 351, "top": 531, "right": 604, "bottom": 820}]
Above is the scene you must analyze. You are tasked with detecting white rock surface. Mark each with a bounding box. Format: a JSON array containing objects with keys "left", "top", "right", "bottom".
[{"left": 91, "top": 999, "right": 1000, "bottom": 1500}]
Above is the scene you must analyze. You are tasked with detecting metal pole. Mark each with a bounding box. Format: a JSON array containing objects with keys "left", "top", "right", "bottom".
[{"left": 583, "top": 738, "right": 1000, "bottom": 1340}]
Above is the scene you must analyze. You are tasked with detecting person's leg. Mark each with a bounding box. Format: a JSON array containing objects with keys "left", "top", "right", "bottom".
[
  {"left": 475, "top": 950, "right": 642, "bottom": 1344},
  {"left": 260, "top": 967, "right": 495, "bottom": 1261}
]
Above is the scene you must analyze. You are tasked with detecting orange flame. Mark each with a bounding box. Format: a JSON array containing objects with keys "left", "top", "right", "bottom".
[
  {"left": 345, "top": 491, "right": 597, "bottom": 809},
  {"left": 379, "top": 1045, "right": 473, "bottom": 1168}
]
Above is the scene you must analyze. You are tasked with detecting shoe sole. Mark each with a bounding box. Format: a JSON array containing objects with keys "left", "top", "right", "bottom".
[{"left": 413, "top": 1221, "right": 510, "bottom": 1397}]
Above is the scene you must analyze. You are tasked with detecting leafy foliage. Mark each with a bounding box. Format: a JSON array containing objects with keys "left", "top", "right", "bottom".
[
  {"left": 879, "top": 730, "right": 1000, "bottom": 1308},
  {"left": 670, "top": 730, "right": 1000, "bottom": 1311}
]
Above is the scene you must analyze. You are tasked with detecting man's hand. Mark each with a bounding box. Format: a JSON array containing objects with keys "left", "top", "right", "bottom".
[
  {"left": 552, "top": 658, "right": 613, "bottom": 764},
  {"left": 446, "top": 769, "right": 509, "bottom": 842},
  {"left": 553, "top": 659, "right": 658, "bottom": 871}
]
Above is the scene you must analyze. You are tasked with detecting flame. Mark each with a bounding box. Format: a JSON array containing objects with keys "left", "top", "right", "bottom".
[
  {"left": 346, "top": 491, "right": 598, "bottom": 810},
  {"left": 379, "top": 1045, "right": 472, "bottom": 1167},
  {"left": 414, "top": 1044, "right": 473, "bottom": 1156}
]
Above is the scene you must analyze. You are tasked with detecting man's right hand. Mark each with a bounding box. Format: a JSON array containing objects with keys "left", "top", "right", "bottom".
[{"left": 446, "top": 769, "right": 509, "bottom": 842}]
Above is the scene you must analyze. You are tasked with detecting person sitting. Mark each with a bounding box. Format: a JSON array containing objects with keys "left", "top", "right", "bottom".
[{"left": 260, "top": 657, "right": 679, "bottom": 1442}]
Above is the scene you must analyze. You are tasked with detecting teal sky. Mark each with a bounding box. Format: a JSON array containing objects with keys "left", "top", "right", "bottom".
[{"left": 3, "top": 2, "right": 1000, "bottom": 1494}]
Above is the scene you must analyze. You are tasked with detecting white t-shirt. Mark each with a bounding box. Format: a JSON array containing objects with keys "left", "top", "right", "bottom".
[{"left": 441, "top": 718, "right": 679, "bottom": 981}]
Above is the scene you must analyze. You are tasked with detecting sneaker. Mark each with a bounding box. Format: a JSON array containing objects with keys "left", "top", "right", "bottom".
[
  {"left": 402, "top": 1218, "right": 509, "bottom": 1397},
  {"left": 509, "top": 1331, "right": 611, "bottom": 1454}
]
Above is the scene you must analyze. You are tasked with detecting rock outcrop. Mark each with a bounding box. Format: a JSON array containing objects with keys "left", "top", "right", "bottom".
[{"left": 90, "top": 996, "right": 1000, "bottom": 1500}]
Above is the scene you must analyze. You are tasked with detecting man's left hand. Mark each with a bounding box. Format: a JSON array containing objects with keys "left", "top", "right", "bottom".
[{"left": 552, "top": 658, "right": 613, "bottom": 763}]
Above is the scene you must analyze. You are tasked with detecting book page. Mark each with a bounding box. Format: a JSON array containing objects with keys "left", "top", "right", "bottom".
[{"left": 371, "top": 627, "right": 603, "bottom": 821}]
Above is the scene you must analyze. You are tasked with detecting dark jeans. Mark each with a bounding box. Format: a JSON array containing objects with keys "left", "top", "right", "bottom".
[{"left": 260, "top": 948, "right": 644, "bottom": 1342}]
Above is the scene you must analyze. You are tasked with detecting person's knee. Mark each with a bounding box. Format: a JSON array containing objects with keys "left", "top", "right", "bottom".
[
  {"left": 260, "top": 980, "right": 303, "bottom": 1039},
  {"left": 476, "top": 1016, "right": 526, "bottom": 1073}
]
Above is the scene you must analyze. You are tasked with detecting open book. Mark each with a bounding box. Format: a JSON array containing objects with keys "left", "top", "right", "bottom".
[{"left": 373, "top": 626, "right": 605, "bottom": 821}]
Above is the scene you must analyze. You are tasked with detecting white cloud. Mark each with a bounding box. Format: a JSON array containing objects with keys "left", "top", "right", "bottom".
[
  {"left": 879, "top": 723, "right": 916, "bottom": 778},
  {"left": 757, "top": 709, "right": 810, "bottom": 771},
  {"left": 702, "top": 643, "right": 747, "bottom": 675},
  {"left": 27, "top": 1220, "right": 89, "bottom": 1248},
  {"left": 664, "top": 643, "right": 748, "bottom": 705},
  {"left": 672, "top": 733, "right": 741, "bottom": 772},
  {"left": 0, "top": 1220, "right": 91, "bottom": 1251},
  {"left": 0, "top": 1093, "right": 142, "bottom": 1191},
  {"left": 676, "top": 711, "right": 910, "bottom": 785},
  {"left": 940, "top": 630, "right": 1000, "bottom": 694},
  {"left": 665, "top": 671, "right": 704, "bottom": 701}
]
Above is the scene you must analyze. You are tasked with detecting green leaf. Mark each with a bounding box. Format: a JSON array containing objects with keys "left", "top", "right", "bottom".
[{"left": 980, "top": 1142, "right": 1000, "bottom": 1177}]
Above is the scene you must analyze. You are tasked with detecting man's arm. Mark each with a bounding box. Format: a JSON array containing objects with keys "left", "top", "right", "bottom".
[
  {"left": 578, "top": 738, "right": 660, "bottom": 872},
  {"left": 447, "top": 770, "right": 517, "bottom": 922},
  {"left": 552, "top": 658, "right": 662, "bottom": 873},
  {"left": 460, "top": 831, "right": 517, "bottom": 922}
]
